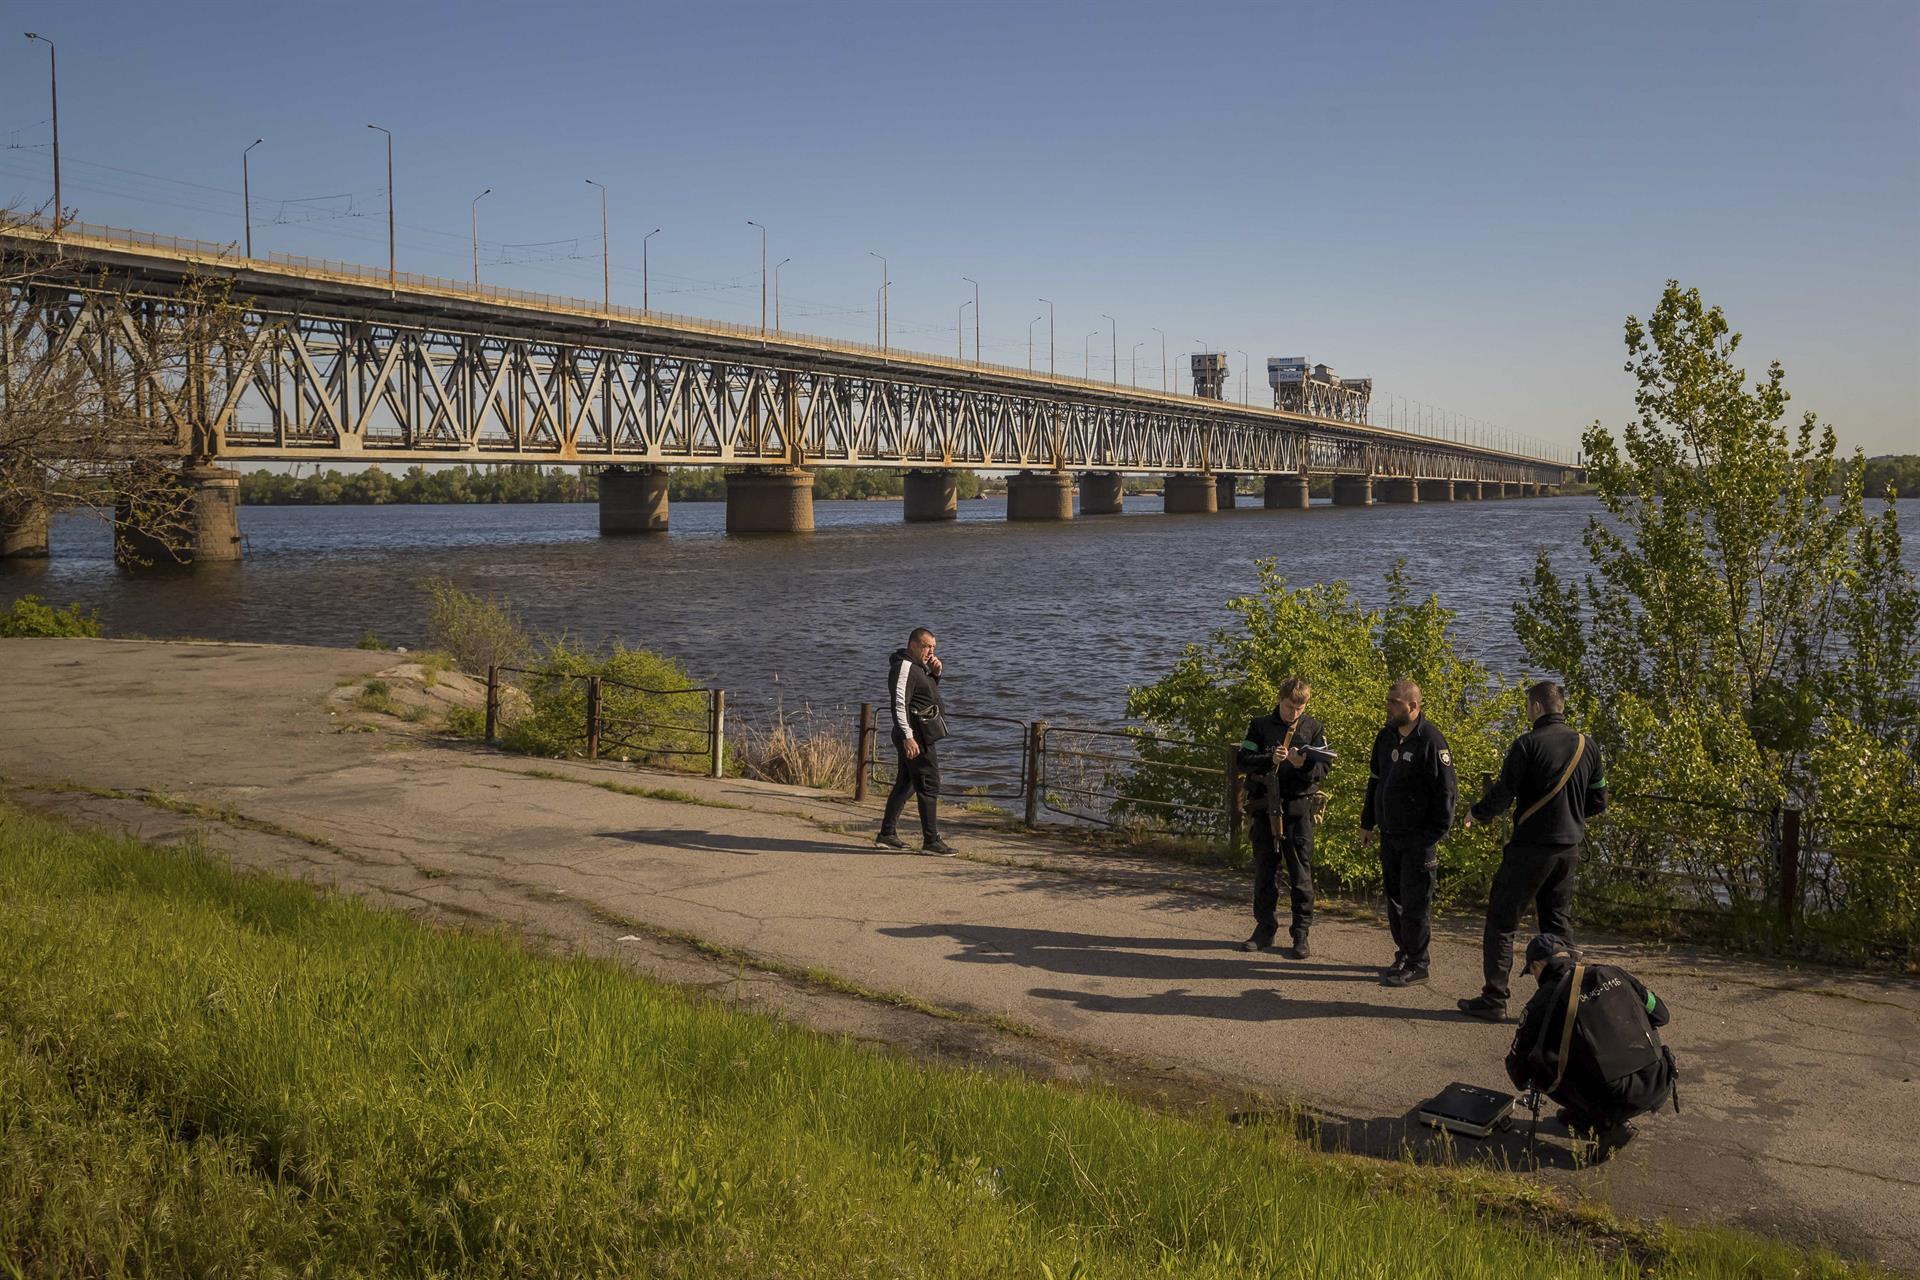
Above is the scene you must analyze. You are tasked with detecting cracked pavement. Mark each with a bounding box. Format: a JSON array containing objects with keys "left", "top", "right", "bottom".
[{"left": 2, "top": 638, "right": 1916, "bottom": 1270}]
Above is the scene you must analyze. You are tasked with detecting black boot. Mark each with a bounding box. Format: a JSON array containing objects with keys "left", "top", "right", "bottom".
[{"left": 1285, "top": 932, "right": 1311, "bottom": 960}]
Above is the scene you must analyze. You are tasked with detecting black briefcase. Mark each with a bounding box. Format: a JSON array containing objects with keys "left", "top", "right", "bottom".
[{"left": 1416, "top": 1082, "right": 1516, "bottom": 1138}]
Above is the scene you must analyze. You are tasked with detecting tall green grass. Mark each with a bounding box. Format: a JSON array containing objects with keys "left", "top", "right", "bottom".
[{"left": 0, "top": 803, "right": 1872, "bottom": 1277}]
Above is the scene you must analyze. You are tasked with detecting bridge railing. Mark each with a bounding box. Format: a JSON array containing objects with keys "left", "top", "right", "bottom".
[{"left": 4, "top": 215, "right": 1576, "bottom": 466}]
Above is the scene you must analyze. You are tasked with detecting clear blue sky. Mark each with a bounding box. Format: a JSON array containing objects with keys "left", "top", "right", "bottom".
[{"left": 4, "top": 0, "right": 1915, "bottom": 456}]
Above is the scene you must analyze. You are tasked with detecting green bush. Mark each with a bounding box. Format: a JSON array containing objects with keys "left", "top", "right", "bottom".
[
  {"left": 1123, "top": 561, "right": 1521, "bottom": 902},
  {"left": 498, "top": 640, "right": 712, "bottom": 765},
  {"left": 423, "top": 578, "right": 532, "bottom": 676},
  {"left": 0, "top": 595, "right": 101, "bottom": 638},
  {"left": 355, "top": 629, "right": 386, "bottom": 650}
]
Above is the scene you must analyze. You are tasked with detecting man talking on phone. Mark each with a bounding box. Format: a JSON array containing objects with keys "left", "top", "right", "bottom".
[{"left": 876, "top": 627, "right": 957, "bottom": 856}]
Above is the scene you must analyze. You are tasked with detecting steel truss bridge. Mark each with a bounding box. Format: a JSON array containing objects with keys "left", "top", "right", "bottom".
[{"left": 3, "top": 222, "right": 1573, "bottom": 486}]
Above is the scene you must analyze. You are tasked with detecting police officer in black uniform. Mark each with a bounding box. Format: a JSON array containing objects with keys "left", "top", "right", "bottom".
[
  {"left": 1359, "top": 678, "right": 1457, "bottom": 988},
  {"left": 1458, "top": 681, "right": 1608, "bottom": 1020},
  {"left": 1236, "top": 676, "right": 1331, "bottom": 958},
  {"left": 1506, "top": 933, "right": 1675, "bottom": 1156}
]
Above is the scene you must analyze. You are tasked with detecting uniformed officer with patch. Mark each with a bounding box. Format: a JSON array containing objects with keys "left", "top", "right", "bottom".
[
  {"left": 1458, "top": 680, "right": 1609, "bottom": 1021},
  {"left": 1359, "top": 678, "right": 1457, "bottom": 987},
  {"left": 1234, "top": 676, "right": 1331, "bottom": 958}
]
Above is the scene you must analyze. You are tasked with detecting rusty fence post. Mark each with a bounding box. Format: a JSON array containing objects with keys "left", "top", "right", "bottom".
[
  {"left": 854, "top": 702, "right": 873, "bottom": 801},
  {"left": 1024, "top": 720, "right": 1047, "bottom": 827},
  {"left": 1223, "top": 744, "right": 1243, "bottom": 851},
  {"left": 484, "top": 665, "right": 499, "bottom": 743},
  {"left": 585, "top": 676, "right": 602, "bottom": 761},
  {"left": 710, "top": 688, "right": 726, "bottom": 779},
  {"left": 1777, "top": 806, "right": 1802, "bottom": 941}
]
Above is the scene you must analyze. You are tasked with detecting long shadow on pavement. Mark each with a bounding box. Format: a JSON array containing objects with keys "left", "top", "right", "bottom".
[
  {"left": 596, "top": 829, "right": 888, "bottom": 856},
  {"left": 881, "top": 922, "right": 1387, "bottom": 984},
  {"left": 1028, "top": 986, "right": 1463, "bottom": 1024}
]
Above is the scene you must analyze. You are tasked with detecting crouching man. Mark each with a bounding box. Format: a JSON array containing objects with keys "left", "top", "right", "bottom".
[{"left": 1505, "top": 934, "right": 1678, "bottom": 1156}]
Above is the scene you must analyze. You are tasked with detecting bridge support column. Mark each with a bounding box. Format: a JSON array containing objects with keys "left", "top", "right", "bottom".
[
  {"left": 114, "top": 464, "right": 242, "bottom": 568},
  {"left": 1501, "top": 482, "right": 1521, "bottom": 498},
  {"left": 0, "top": 493, "right": 49, "bottom": 559},
  {"left": 1418, "top": 479, "right": 1453, "bottom": 502},
  {"left": 1006, "top": 470, "right": 1073, "bottom": 520},
  {"left": 1078, "top": 471, "right": 1125, "bottom": 515},
  {"left": 1331, "top": 475, "right": 1373, "bottom": 507},
  {"left": 598, "top": 466, "right": 670, "bottom": 534},
  {"left": 1456, "top": 481, "right": 1481, "bottom": 500},
  {"left": 1162, "top": 473, "right": 1218, "bottom": 514},
  {"left": 1483, "top": 482, "right": 1505, "bottom": 499},
  {"left": 1263, "top": 475, "right": 1310, "bottom": 509},
  {"left": 1376, "top": 478, "right": 1419, "bottom": 503},
  {"left": 903, "top": 469, "right": 958, "bottom": 522},
  {"left": 725, "top": 467, "right": 814, "bottom": 534},
  {"left": 1523, "top": 482, "right": 1541, "bottom": 497},
  {"left": 1215, "top": 474, "right": 1240, "bottom": 509}
]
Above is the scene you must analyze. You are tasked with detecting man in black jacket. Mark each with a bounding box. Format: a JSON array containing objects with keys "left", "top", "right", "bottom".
[
  {"left": 1458, "top": 681, "right": 1608, "bottom": 1020},
  {"left": 1236, "top": 676, "right": 1331, "bottom": 958},
  {"left": 1359, "top": 679, "right": 1457, "bottom": 987},
  {"left": 876, "top": 627, "right": 956, "bottom": 856},
  {"left": 1506, "top": 934, "right": 1675, "bottom": 1155}
]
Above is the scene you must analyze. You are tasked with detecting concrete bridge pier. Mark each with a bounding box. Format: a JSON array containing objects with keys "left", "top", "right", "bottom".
[
  {"left": 1418, "top": 479, "right": 1454, "bottom": 502},
  {"left": 1215, "top": 474, "right": 1239, "bottom": 509},
  {"left": 1077, "top": 471, "right": 1125, "bottom": 515},
  {"left": 1456, "top": 481, "right": 1481, "bottom": 500},
  {"left": 725, "top": 467, "right": 814, "bottom": 533},
  {"left": 598, "top": 466, "right": 670, "bottom": 534},
  {"left": 1483, "top": 482, "right": 1506, "bottom": 499},
  {"left": 1007, "top": 470, "right": 1074, "bottom": 520},
  {"left": 114, "top": 463, "right": 243, "bottom": 568},
  {"left": 903, "top": 469, "right": 958, "bottom": 522},
  {"left": 0, "top": 494, "right": 49, "bottom": 558},
  {"left": 1263, "top": 475, "right": 1310, "bottom": 509},
  {"left": 1331, "top": 475, "right": 1373, "bottom": 507},
  {"left": 1376, "top": 478, "right": 1419, "bottom": 503},
  {"left": 1502, "top": 482, "right": 1522, "bottom": 498},
  {"left": 1162, "top": 473, "right": 1218, "bottom": 514}
]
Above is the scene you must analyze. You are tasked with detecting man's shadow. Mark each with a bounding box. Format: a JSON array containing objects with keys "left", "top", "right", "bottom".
[
  {"left": 595, "top": 829, "right": 884, "bottom": 856},
  {"left": 1030, "top": 986, "right": 1464, "bottom": 1024},
  {"left": 881, "top": 921, "right": 1382, "bottom": 984}
]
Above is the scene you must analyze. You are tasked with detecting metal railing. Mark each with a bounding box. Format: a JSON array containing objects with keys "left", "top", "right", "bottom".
[{"left": 485, "top": 665, "right": 724, "bottom": 777}]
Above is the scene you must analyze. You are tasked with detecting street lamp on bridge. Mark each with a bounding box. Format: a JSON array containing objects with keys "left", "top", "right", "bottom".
[
  {"left": 1028, "top": 315, "right": 1042, "bottom": 373},
  {"left": 470, "top": 188, "right": 490, "bottom": 287},
  {"left": 868, "top": 251, "right": 889, "bottom": 349},
  {"left": 586, "top": 180, "right": 611, "bottom": 320},
  {"left": 242, "top": 138, "right": 263, "bottom": 259},
  {"left": 1038, "top": 298, "right": 1055, "bottom": 378},
  {"left": 1154, "top": 328, "right": 1166, "bottom": 392},
  {"left": 366, "top": 124, "right": 394, "bottom": 291},
  {"left": 963, "top": 276, "right": 980, "bottom": 365},
  {"left": 746, "top": 220, "right": 767, "bottom": 335},
  {"left": 1238, "top": 350, "right": 1250, "bottom": 405},
  {"left": 1103, "top": 315, "right": 1116, "bottom": 386},
  {"left": 774, "top": 257, "right": 791, "bottom": 331},
  {"left": 1132, "top": 341, "right": 1143, "bottom": 388},
  {"left": 958, "top": 299, "right": 972, "bottom": 360},
  {"left": 643, "top": 228, "right": 660, "bottom": 313},
  {"left": 23, "top": 34, "right": 60, "bottom": 229}
]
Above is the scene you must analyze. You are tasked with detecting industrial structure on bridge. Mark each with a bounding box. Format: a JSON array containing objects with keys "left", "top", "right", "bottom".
[{"left": 1, "top": 221, "right": 1575, "bottom": 564}]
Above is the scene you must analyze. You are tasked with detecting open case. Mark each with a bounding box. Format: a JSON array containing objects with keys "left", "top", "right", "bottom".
[{"left": 1417, "top": 1083, "right": 1516, "bottom": 1138}]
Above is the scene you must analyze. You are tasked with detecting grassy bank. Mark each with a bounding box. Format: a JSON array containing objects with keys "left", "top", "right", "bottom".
[{"left": 0, "top": 802, "right": 1872, "bottom": 1278}]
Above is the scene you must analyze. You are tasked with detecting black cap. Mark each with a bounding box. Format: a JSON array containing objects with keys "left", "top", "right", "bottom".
[{"left": 1525, "top": 933, "right": 1579, "bottom": 968}]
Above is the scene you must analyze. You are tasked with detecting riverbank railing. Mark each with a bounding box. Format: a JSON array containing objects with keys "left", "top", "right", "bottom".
[{"left": 485, "top": 666, "right": 724, "bottom": 777}]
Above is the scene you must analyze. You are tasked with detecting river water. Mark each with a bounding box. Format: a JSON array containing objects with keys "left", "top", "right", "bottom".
[{"left": 7, "top": 497, "right": 1917, "bottom": 728}]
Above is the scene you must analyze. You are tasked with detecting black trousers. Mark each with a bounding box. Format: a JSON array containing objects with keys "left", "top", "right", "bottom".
[
  {"left": 1379, "top": 834, "right": 1438, "bottom": 969},
  {"left": 881, "top": 735, "right": 941, "bottom": 840},
  {"left": 1250, "top": 805, "right": 1315, "bottom": 941},
  {"left": 1481, "top": 842, "right": 1579, "bottom": 1002}
]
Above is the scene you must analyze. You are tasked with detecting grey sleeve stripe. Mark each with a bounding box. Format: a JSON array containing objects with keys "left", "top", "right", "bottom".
[{"left": 892, "top": 662, "right": 914, "bottom": 741}]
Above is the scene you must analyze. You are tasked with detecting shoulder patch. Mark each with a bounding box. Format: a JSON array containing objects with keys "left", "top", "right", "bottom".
[{"left": 1439, "top": 749, "right": 1452, "bottom": 765}]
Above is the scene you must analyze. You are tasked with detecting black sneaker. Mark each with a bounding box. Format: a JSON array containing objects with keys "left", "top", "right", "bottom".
[
  {"left": 875, "top": 832, "right": 908, "bottom": 850},
  {"left": 1379, "top": 953, "right": 1407, "bottom": 976},
  {"left": 1457, "top": 995, "right": 1508, "bottom": 1021},
  {"left": 922, "top": 838, "right": 959, "bottom": 857},
  {"left": 1382, "top": 965, "right": 1429, "bottom": 988},
  {"left": 1285, "top": 936, "right": 1311, "bottom": 960},
  {"left": 1239, "top": 935, "right": 1275, "bottom": 953}
]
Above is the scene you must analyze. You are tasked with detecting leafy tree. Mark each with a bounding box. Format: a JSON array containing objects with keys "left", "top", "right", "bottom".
[
  {"left": 1515, "top": 283, "right": 1918, "bottom": 955},
  {"left": 0, "top": 594, "right": 100, "bottom": 638}
]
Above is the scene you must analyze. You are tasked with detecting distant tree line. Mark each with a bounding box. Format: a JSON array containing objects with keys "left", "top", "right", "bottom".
[
  {"left": 239, "top": 464, "right": 986, "bottom": 505},
  {"left": 1841, "top": 454, "right": 1919, "bottom": 499}
]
